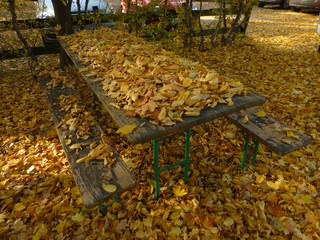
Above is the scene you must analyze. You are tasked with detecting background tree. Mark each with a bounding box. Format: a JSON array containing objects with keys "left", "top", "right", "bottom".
[
  {"left": 51, "top": 0, "right": 73, "bottom": 35},
  {"left": 7, "top": 0, "right": 37, "bottom": 62}
]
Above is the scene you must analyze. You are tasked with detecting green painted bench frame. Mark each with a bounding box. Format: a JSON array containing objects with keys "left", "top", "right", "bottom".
[{"left": 226, "top": 107, "right": 311, "bottom": 170}]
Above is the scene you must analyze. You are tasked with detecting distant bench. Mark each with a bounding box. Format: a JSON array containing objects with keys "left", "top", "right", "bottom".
[
  {"left": 226, "top": 107, "right": 311, "bottom": 170},
  {"left": 37, "top": 73, "right": 135, "bottom": 208}
]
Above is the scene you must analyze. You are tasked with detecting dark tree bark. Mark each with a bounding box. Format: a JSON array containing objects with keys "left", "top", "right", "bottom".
[
  {"left": 224, "top": 0, "right": 245, "bottom": 44},
  {"left": 76, "top": 0, "right": 84, "bottom": 29},
  {"left": 85, "top": 0, "right": 89, "bottom": 13},
  {"left": 8, "top": 0, "right": 37, "bottom": 62},
  {"left": 76, "top": 0, "right": 82, "bottom": 19},
  {"left": 51, "top": 0, "right": 73, "bottom": 35},
  {"left": 198, "top": 0, "right": 205, "bottom": 51},
  {"left": 183, "top": 0, "right": 193, "bottom": 49}
]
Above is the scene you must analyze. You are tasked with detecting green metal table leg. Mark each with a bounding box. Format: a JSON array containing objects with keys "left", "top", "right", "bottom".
[
  {"left": 184, "top": 128, "right": 191, "bottom": 183},
  {"left": 98, "top": 196, "right": 120, "bottom": 212},
  {"left": 152, "top": 129, "right": 191, "bottom": 199},
  {"left": 153, "top": 138, "right": 160, "bottom": 200},
  {"left": 251, "top": 140, "right": 260, "bottom": 166},
  {"left": 241, "top": 136, "right": 250, "bottom": 170},
  {"left": 93, "top": 92, "right": 98, "bottom": 102}
]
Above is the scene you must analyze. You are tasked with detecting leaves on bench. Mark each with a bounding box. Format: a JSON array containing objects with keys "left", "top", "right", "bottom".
[
  {"left": 75, "top": 144, "right": 116, "bottom": 166},
  {"left": 102, "top": 183, "right": 117, "bottom": 193},
  {"left": 116, "top": 123, "right": 138, "bottom": 135},
  {"left": 37, "top": 65, "right": 135, "bottom": 208},
  {"left": 227, "top": 107, "right": 311, "bottom": 155}
]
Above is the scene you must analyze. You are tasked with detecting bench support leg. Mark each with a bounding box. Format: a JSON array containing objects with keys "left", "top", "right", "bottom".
[
  {"left": 153, "top": 138, "right": 161, "bottom": 200},
  {"left": 59, "top": 48, "right": 68, "bottom": 70},
  {"left": 92, "top": 92, "right": 98, "bottom": 102},
  {"left": 240, "top": 135, "right": 260, "bottom": 170},
  {"left": 241, "top": 136, "right": 250, "bottom": 170},
  {"left": 153, "top": 128, "right": 191, "bottom": 200},
  {"left": 251, "top": 140, "right": 260, "bottom": 166},
  {"left": 98, "top": 196, "right": 121, "bottom": 212}
]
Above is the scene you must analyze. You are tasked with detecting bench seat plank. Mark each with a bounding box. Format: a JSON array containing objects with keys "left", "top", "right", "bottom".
[
  {"left": 226, "top": 107, "right": 311, "bottom": 156},
  {"left": 38, "top": 76, "right": 135, "bottom": 208},
  {"left": 58, "top": 40, "right": 267, "bottom": 145}
]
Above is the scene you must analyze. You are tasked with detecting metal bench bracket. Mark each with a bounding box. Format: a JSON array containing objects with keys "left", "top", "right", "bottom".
[{"left": 98, "top": 197, "right": 121, "bottom": 212}]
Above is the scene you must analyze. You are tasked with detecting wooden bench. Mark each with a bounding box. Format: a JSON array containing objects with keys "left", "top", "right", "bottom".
[
  {"left": 226, "top": 107, "right": 311, "bottom": 170},
  {"left": 37, "top": 73, "right": 135, "bottom": 209}
]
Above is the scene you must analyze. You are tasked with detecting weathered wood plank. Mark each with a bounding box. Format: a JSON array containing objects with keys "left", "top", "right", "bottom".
[
  {"left": 59, "top": 39, "right": 267, "bottom": 145},
  {"left": 226, "top": 107, "right": 311, "bottom": 155},
  {"left": 38, "top": 75, "right": 135, "bottom": 208}
]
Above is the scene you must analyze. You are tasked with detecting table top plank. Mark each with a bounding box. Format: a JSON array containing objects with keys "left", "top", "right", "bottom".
[{"left": 59, "top": 39, "right": 267, "bottom": 144}]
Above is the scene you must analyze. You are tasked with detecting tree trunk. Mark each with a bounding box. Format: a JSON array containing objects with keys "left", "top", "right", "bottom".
[
  {"left": 224, "top": 0, "right": 245, "bottom": 44},
  {"left": 76, "top": 0, "right": 84, "bottom": 30},
  {"left": 183, "top": 0, "right": 193, "bottom": 49},
  {"left": 198, "top": 0, "right": 205, "bottom": 51},
  {"left": 85, "top": 0, "right": 89, "bottom": 13},
  {"left": 51, "top": 0, "right": 73, "bottom": 35},
  {"left": 8, "top": 0, "right": 37, "bottom": 62}
]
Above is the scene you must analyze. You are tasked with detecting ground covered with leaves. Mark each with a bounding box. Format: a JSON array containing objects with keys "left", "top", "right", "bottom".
[{"left": 0, "top": 7, "right": 319, "bottom": 240}]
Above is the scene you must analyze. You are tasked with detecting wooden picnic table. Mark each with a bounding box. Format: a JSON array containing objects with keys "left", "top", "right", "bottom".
[
  {"left": 58, "top": 39, "right": 267, "bottom": 145},
  {"left": 59, "top": 38, "right": 267, "bottom": 199}
]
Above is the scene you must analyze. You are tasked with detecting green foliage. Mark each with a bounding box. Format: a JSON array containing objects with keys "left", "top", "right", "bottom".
[
  {"left": 111, "top": 0, "right": 256, "bottom": 50},
  {"left": 109, "top": 2, "right": 180, "bottom": 42}
]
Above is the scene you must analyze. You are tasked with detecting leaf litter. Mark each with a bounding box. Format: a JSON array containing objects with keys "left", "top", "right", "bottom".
[{"left": 0, "top": 7, "right": 319, "bottom": 240}]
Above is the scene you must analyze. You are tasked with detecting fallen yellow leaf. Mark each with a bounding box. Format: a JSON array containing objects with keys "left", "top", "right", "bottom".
[
  {"left": 255, "top": 174, "right": 265, "bottom": 184},
  {"left": 256, "top": 111, "right": 266, "bottom": 118},
  {"left": 173, "top": 186, "right": 187, "bottom": 197},
  {"left": 13, "top": 203, "right": 25, "bottom": 211},
  {"left": 33, "top": 223, "right": 48, "bottom": 240},
  {"left": 86, "top": 71, "right": 99, "bottom": 78},
  {"left": 116, "top": 123, "right": 137, "bottom": 135},
  {"left": 169, "top": 226, "right": 182, "bottom": 237},
  {"left": 223, "top": 217, "right": 234, "bottom": 227},
  {"left": 182, "top": 78, "right": 193, "bottom": 87},
  {"left": 79, "top": 67, "right": 89, "bottom": 73},
  {"left": 102, "top": 183, "right": 117, "bottom": 193},
  {"left": 284, "top": 128, "right": 300, "bottom": 140},
  {"left": 72, "top": 213, "right": 85, "bottom": 222},
  {"left": 241, "top": 115, "right": 249, "bottom": 123}
]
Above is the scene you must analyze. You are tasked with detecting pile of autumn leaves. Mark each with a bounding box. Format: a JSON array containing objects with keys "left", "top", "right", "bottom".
[{"left": 61, "top": 27, "right": 245, "bottom": 126}]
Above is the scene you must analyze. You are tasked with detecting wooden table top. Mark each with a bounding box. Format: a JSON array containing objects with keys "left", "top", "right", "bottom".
[{"left": 59, "top": 39, "right": 267, "bottom": 144}]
